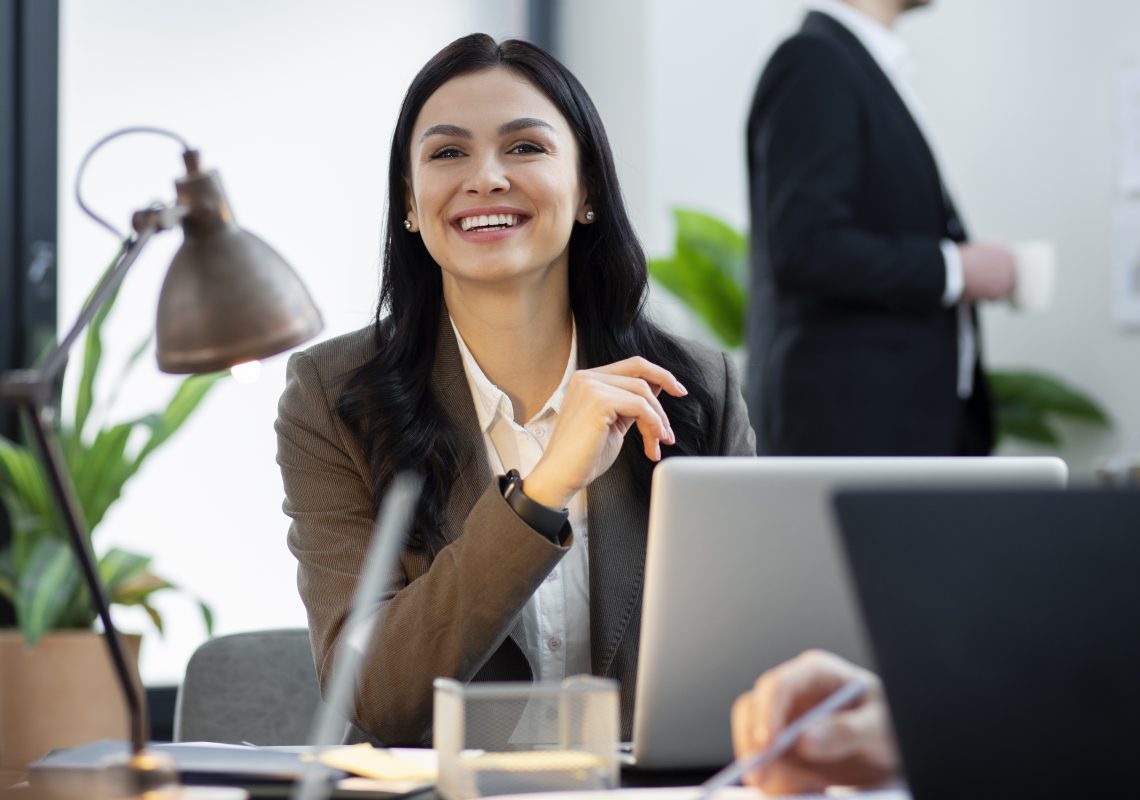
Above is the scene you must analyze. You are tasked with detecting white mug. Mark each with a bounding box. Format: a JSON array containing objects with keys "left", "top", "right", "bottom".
[{"left": 1009, "top": 239, "right": 1057, "bottom": 312}]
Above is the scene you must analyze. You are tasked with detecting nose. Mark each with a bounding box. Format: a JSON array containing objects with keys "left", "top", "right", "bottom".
[{"left": 463, "top": 151, "right": 509, "bottom": 195}]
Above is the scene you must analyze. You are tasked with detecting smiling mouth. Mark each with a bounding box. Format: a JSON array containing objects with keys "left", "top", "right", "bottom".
[{"left": 458, "top": 213, "right": 522, "bottom": 233}]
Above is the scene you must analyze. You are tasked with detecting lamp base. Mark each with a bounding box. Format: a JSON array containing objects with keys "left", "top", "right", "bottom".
[{"left": 27, "top": 750, "right": 247, "bottom": 800}]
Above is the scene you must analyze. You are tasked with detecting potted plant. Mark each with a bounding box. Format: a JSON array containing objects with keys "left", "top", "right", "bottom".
[
  {"left": 0, "top": 248, "right": 219, "bottom": 769},
  {"left": 649, "top": 208, "right": 1111, "bottom": 448}
]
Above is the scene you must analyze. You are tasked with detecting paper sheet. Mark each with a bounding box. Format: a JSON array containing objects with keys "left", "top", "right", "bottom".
[{"left": 320, "top": 744, "right": 437, "bottom": 793}]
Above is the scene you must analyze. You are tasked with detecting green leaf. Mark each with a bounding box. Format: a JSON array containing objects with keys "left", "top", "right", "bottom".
[
  {"left": 993, "top": 399, "right": 1060, "bottom": 445},
  {"left": 649, "top": 208, "right": 749, "bottom": 350},
  {"left": 140, "top": 602, "right": 165, "bottom": 637},
  {"left": 98, "top": 547, "right": 151, "bottom": 594},
  {"left": 74, "top": 241, "right": 131, "bottom": 440},
  {"left": 988, "top": 370, "right": 1111, "bottom": 426},
  {"left": 0, "top": 436, "right": 54, "bottom": 521},
  {"left": 16, "top": 538, "right": 81, "bottom": 644},
  {"left": 133, "top": 372, "right": 225, "bottom": 469},
  {"left": 650, "top": 241, "right": 746, "bottom": 349},
  {"left": 0, "top": 437, "right": 60, "bottom": 573},
  {"left": 112, "top": 569, "right": 174, "bottom": 606},
  {"left": 102, "top": 335, "right": 155, "bottom": 418},
  {"left": 198, "top": 598, "right": 215, "bottom": 636},
  {"left": 0, "top": 547, "right": 15, "bottom": 603},
  {"left": 673, "top": 208, "right": 748, "bottom": 288},
  {"left": 70, "top": 422, "right": 135, "bottom": 532}
]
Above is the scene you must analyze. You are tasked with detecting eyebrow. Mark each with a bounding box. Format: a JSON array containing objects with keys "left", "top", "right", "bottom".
[{"left": 419, "top": 117, "right": 555, "bottom": 142}]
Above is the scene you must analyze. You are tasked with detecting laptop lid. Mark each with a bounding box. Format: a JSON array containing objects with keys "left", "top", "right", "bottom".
[
  {"left": 630, "top": 456, "right": 1067, "bottom": 769},
  {"left": 834, "top": 488, "right": 1140, "bottom": 799}
]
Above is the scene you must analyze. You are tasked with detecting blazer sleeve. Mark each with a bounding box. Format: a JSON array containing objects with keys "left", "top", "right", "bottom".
[
  {"left": 749, "top": 36, "right": 946, "bottom": 311},
  {"left": 276, "top": 349, "right": 568, "bottom": 745}
]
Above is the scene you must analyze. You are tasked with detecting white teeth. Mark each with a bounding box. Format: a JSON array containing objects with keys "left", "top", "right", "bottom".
[{"left": 459, "top": 213, "right": 519, "bottom": 231}]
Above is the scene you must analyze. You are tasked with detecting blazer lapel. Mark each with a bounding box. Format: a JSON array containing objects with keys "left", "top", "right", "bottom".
[
  {"left": 431, "top": 307, "right": 534, "bottom": 672},
  {"left": 431, "top": 308, "right": 493, "bottom": 548},
  {"left": 588, "top": 449, "right": 648, "bottom": 677},
  {"left": 804, "top": 12, "right": 948, "bottom": 208}
]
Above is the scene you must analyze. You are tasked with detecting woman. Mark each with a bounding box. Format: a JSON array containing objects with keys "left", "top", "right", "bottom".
[{"left": 276, "top": 33, "right": 754, "bottom": 746}]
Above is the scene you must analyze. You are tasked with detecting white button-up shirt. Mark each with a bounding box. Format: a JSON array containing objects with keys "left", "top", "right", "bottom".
[
  {"left": 810, "top": 0, "right": 976, "bottom": 398},
  {"left": 451, "top": 320, "right": 591, "bottom": 681}
]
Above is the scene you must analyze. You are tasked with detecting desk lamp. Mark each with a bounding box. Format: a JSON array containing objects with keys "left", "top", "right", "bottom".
[{"left": 0, "top": 126, "right": 323, "bottom": 791}]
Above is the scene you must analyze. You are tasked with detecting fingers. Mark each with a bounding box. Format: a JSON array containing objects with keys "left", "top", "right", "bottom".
[
  {"left": 594, "top": 382, "right": 670, "bottom": 461},
  {"left": 732, "top": 650, "right": 881, "bottom": 792},
  {"left": 591, "top": 356, "right": 689, "bottom": 399},
  {"left": 570, "top": 358, "right": 684, "bottom": 462},
  {"left": 759, "top": 650, "right": 857, "bottom": 742},
  {"left": 796, "top": 703, "right": 879, "bottom": 762},
  {"left": 592, "top": 373, "right": 675, "bottom": 447}
]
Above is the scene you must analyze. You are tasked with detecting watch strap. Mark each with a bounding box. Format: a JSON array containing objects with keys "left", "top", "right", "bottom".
[{"left": 500, "top": 469, "right": 569, "bottom": 544}]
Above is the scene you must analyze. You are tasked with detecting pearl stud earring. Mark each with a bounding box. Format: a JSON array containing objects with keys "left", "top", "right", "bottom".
[
  {"left": 584, "top": 210, "right": 595, "bottom": 222},
  {"left": 403, "top": 219, "right": 413, "bottom": 231}
]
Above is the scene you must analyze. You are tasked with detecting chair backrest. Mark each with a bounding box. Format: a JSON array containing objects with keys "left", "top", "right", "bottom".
[{"left": 174, "top": 628, "right": 325, "bottom": 745}]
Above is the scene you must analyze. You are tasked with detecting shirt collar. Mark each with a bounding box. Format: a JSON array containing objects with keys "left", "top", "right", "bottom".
[
  {"left": 450, "top": 317, "right": 578, "bottom": 433},
  {"left": 808, "top": 0, "right": 912, "bottom": 79}
]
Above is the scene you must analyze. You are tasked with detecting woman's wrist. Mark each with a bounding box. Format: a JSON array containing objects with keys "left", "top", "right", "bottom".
[{"left": 520, "top": 466, "right": 573, "bottom": 510}]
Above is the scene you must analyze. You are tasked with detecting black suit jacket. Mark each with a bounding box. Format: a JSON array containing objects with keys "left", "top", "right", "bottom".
[{"left": 745, "top": 11, "right": 993, "bottom": 455}]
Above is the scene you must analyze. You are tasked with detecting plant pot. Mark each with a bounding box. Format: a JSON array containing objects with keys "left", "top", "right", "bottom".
[{"left": 0, "top": 629, "right": 144, "bottom": 770}]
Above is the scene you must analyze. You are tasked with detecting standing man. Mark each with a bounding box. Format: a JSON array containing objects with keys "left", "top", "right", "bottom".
[{"left": 745, "top": 0, "right": 1016, "bottom": 455}]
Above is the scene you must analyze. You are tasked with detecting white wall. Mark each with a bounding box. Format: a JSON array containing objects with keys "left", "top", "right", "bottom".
[
  {"left": 560, "top": 0, "right": 1140, "bottom": 475},
  {"left": 58, "top": 0, "right": 527, "bottom": 685},
  {"left": 59, "top": 0, "right": 1140, "bottom": 685}
]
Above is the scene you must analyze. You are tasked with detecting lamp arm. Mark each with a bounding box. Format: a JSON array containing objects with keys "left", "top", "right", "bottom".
[
  {"left": 0, "top": 212, "right": 172, "bottom": 758},
  {"left": 37, "top": 215, "right": 167, "bottom": 391}
]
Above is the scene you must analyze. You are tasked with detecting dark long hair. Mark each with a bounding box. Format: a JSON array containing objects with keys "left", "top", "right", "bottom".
[{"left": 338, "top": 33, "right": 715, "bottom": 556}]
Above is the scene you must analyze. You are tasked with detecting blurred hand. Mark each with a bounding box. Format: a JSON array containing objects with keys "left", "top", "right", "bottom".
[
  {"left": 522, "top": 357, "right": 687, "bottom": 509},
  {"left": 731, "top": 650, "right": 900, "bottom": 795},
  {"left": 960, "top": 242, "right": 1017, "bottom": 301}
]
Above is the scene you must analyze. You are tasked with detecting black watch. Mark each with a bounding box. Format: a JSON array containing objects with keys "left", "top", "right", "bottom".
[{"left": 500, "top": 469, "right": 569, "bottom": 544}]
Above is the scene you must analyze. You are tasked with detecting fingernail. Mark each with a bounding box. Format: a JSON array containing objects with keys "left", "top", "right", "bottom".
[
  {"left": 667, "top": 426, "right": 676, "bottom": 444},
  {"left": 654, "top": 442, "right": 662, "bottom": 461},
  {"left": 676, "top": 381, "right": 688, "bottom": 395}
]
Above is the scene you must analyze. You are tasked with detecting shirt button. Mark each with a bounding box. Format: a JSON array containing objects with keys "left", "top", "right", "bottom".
[
  {"left": 548, "top": 637, "right": 562, "bottom": 650},
  {"left": 534, "top": 426, "right": 547, "bottom": 440},
  {"left": 546, "top": 569, "right": 559, "bottom": 582}
]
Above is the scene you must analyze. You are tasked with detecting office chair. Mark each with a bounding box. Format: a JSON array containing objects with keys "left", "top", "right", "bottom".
[{"left": 174, "top": 628, "right": 330, "bottom": 744}]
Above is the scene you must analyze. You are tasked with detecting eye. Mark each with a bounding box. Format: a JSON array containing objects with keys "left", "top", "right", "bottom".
[
  {"left": 509, "top": 142, "right": 547, "bottom": 155},
  {"left": 430, "top": 146, "right": 465, "bottom": 160}
]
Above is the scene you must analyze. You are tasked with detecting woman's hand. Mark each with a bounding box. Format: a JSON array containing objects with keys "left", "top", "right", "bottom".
[
  {"left": 522, "top": 356, "right": 687, "bottom": 509},
  {"left": 731, "top": 650, "right": 900, "bottom": 795}
]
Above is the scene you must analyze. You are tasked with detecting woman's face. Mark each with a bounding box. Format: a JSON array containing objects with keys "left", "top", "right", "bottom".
[{"left": 405, "top": 67, "right": 591, "bottom": 289}]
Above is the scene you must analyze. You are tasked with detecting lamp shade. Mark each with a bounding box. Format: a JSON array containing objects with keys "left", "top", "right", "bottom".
[{"left": 155, "top": 168, "right": 323, "bottom": 374}]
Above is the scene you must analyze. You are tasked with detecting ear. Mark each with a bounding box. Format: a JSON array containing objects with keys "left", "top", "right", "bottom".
[{"left": 404, "top": 182, "right": 420, "bottom": 232}]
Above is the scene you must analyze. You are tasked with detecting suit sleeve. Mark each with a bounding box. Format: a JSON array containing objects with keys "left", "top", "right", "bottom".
[
  {"left": 749, "top": 37, "right": 946, "bottom": 311},
  {"left": 276, "top": 350, "right": 567, "bottom": 745}
]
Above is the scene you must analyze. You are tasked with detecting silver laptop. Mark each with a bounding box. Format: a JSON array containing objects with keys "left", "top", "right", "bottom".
[{"left": 629, "top": 456, "right": 1068, "bottom": 769}]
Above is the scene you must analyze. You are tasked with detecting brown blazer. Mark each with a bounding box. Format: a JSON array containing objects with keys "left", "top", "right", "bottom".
[{"left": 276, "top": 313, "right": 756, "bottom": 745}]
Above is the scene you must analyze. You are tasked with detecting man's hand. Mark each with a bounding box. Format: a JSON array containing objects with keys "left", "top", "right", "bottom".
[
  {"left": 730, "top": 650, "right": 900, "bottom": 795},
  {"left": 960, "top": 242, "right": 1017, "bottom": 301}
]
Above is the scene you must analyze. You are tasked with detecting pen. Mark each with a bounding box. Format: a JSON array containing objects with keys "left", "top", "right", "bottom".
[{"left": 694, "top": 678, "right": 868, "bottom": 800}]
